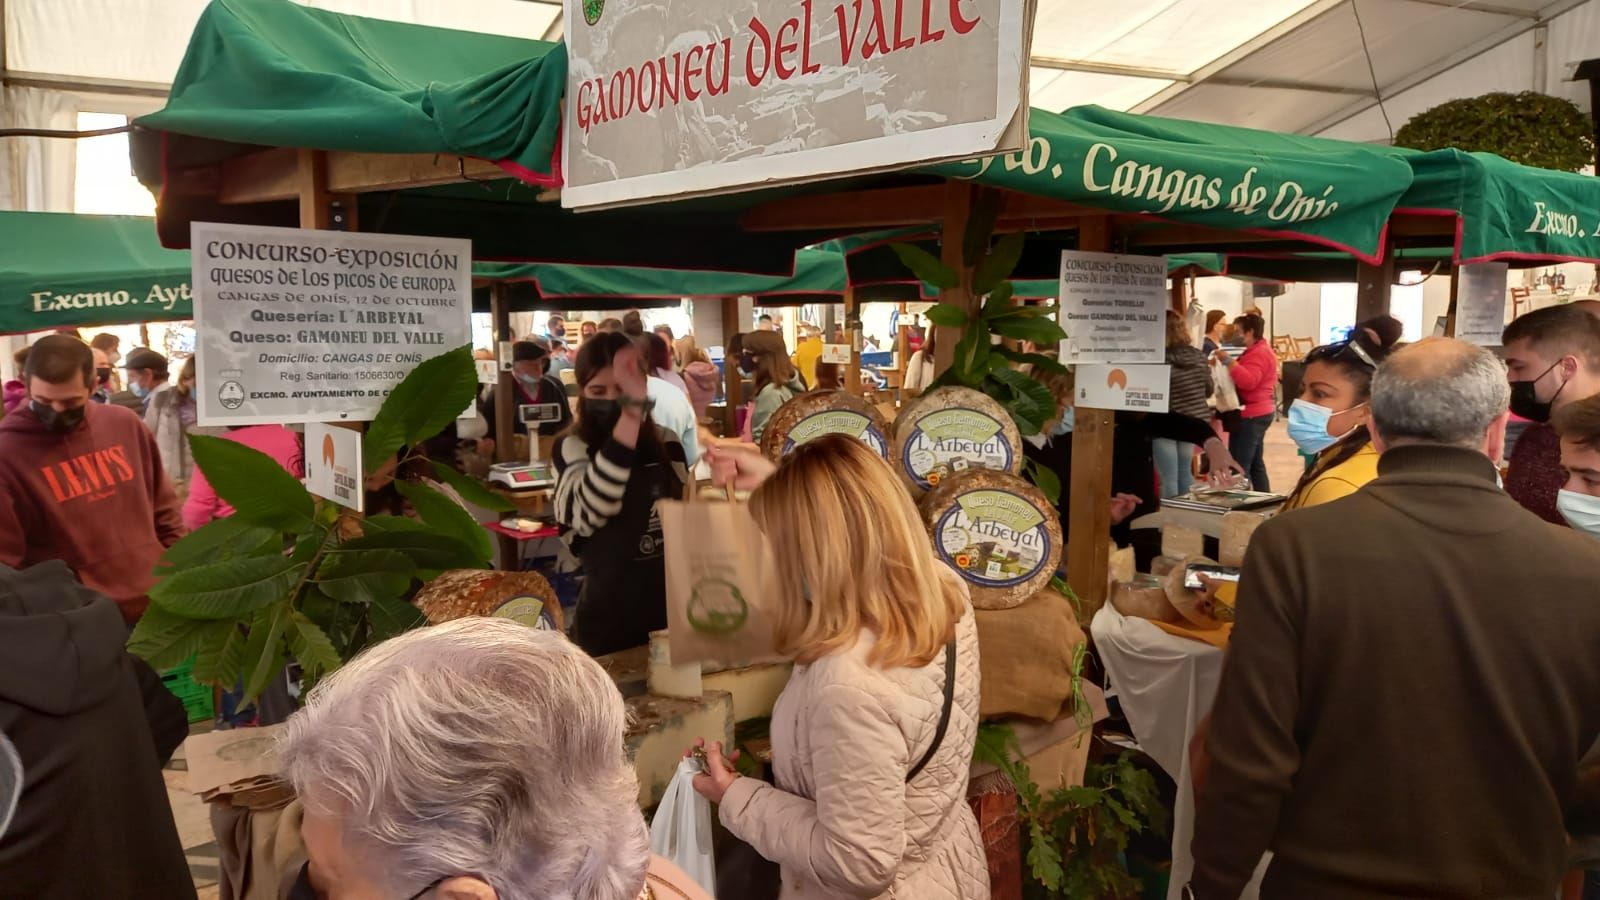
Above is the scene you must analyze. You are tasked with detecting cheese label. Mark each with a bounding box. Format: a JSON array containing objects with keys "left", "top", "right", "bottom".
[
  {"left": 781, "top": 409, "right": 889, "bottom": 457},
  {"left": 934, "top": 489, "right": 1050, "bottom": 588},
  {"left": 494, "top": 596, "right": 556, "bottom": 630},
  {"left": 902, "top": 408, "right": 1015, "bottom": 490}
]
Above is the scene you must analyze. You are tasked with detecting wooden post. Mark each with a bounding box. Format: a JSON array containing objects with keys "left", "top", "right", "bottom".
[
  {"left": 1169, "top": 277, "right": 1187, "bottom": 315},
  {"left": 1443, "top": 265, "right": 1461, "bottom": 338},
  {"left": 934, "top": 181, "right": 976, "bottom": 375},
  {"left": 1067, "top": 216, "right": 1116, "bottom": 614},
  {"left": 492, "top": 283, "right": 516, "bottom": 462},
  {"left": 722, "top": 296, "right": 743, "bottom": 436},
  {"left": 845, "top": 286, "right": 863, "bottom": 397},
  {"left": 1356, "top": 253, "right": 1396, "bottom": 321}
]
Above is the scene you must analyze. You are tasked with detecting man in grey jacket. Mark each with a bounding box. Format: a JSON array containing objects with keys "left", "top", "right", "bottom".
[{"left": 1192, "top": 338, "right": 1600, "bottom": 899}]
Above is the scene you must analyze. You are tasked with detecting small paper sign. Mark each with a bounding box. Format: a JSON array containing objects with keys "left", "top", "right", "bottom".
[
  {"left": 821, "top": 343, "right": 852, "bottom": 365},
  {"left": 475, "top": 359, "right": 499, "bottom": 384},
  {"left": 1074, "top": 364, "right": 1171, "bottom": 413},
  {"left": 1456, "top": 262, "right": 1510, "bottom": 347},
  {"left": 304, "top": 422, "right": 364, "bottom": 513}
]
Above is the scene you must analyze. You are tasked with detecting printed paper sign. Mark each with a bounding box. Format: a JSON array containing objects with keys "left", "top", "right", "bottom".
[
  {"left": 1074, "top": 364, "right": 1171, "bottom": 413},
  {"left": 820, "top": 343, "right": 852, "bottom": 364},
  {"left": 191, "top": 222, "right": 471, "bottom": 426},
  {"left": 1057, "top": 251, "right": 1167, "bottom": 364},
  {"left": 561, "top": 0, "right": 1031, "bottom": 209},
  {"left": 304, "top": 422, "right": 364, "bottom": 513},
  {"left": 1455, "top": 262, "right": 1510, "bottom": 347},
  {"left": 476, "top": 359, "right": 500, "bottom": 384}
]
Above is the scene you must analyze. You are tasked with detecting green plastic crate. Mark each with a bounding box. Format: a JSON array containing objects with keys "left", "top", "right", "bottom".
[{"left": 161, "top": 659, "right": 214, "bottom": 724}]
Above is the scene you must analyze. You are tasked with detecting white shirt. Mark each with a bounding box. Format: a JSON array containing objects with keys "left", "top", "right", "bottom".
[{"left": 647, "top": 376, "right": 700, "bottom": 464}]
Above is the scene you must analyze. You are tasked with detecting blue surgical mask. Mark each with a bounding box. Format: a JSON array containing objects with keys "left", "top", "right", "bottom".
[
  {"left": 1557, "top": 489, "right": 1600, "bottom": 538},
  {"left": 130, "top": 381, "right": 150, "bottom": 400},
  {"left": 1286, "top": 399, "right": 1363, "bottom": 455},
  {"left": 1051, "top": 406, "right": 1076, "bottom": 437},
  {"left": 516, "top": 373, "right": 541, "bottom": 389}
]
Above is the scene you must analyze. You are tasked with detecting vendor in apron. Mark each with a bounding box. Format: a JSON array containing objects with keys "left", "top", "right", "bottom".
[{"left": 552, "top": 332, "right": 689, "bottom": 657}]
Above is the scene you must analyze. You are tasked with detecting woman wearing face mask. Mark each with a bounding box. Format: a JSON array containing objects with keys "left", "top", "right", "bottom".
[
  {"left": 553, "top": 333, "right": 690, "bottom": 656},
  {"left": 145, "top": 355, "right": 200, "bottom": 494},
  {"left": 1282, "top": 318, "right": 1400, "bottom": 510},
  {"left": 739, "top": 330, "right": 804, "bottom": 444},
  {"left": 1554, "top": 394, "right": 1600, "bottom": 538}
]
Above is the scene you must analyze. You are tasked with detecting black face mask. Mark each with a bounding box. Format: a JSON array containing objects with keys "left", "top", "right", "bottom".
[
  {"left": 31, "top": 400, "right": 86, "bottom": 433},
  {"left": 95, "top": 367, "right": 112, "bottom": 385},
  {"left": 580, "top": 398, "right": 623, "bottom": 446},
  {"left": 1509, "top": 361, "right": 1566, "bottom": 423}
]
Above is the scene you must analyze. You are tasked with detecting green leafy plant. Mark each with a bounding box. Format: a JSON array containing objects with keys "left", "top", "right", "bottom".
[
  {"left": 892, "top": 209, "right": 1070, "bottom": 501},
  {"left": 128, "top": 346, "right": 512, "bottom": 702},
  {"left": 974, "top": 726, "right": 1170, "bottom": 899},
  {"left": 1394, "top": 91, "right": 1596, "bottom": 172}
]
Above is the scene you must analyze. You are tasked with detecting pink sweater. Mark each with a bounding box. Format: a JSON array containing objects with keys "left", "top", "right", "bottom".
[
  {"left": 183, "top": 425, "right": 305, "bottom": 530},
  {"left": 1227, "top": 341, "right": 1280, "bottom": 419}
]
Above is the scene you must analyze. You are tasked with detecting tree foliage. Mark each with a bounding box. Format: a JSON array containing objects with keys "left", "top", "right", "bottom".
[{"left": 1394, "top": 91, "right": 1596, "bottom": 172}]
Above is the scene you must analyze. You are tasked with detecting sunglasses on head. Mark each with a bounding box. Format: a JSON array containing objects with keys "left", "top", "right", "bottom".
[{"left": 1307, "top": 337, "right": 1378, "bottom": 370}]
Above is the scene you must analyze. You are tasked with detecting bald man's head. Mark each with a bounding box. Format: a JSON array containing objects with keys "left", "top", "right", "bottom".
[{"left": 1370, "top": 338, "right": 1510, "bottom": 454}]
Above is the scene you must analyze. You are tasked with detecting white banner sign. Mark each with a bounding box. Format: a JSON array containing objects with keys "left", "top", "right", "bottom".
[
  {"left": 304, "top": 422, "right": 364, "bottom": 513},
  {"left": 1455, "top": 262, "right": 1510, "bottom": 347},
  {"left": 561, "top": 0, "right": 1031, "bottom": 210},
  {"left": 1058, "top": 251, "right": 1168, "bottom": 365},
  {"left": 1074, "top": 364, "right": 1171, "bottom": 413},
  {"left": 191, "top": 223, "right": 472, "bottom": 425}
]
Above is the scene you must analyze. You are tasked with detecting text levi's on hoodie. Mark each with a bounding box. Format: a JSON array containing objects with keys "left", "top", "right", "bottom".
[{"left": 0, "top": 402, "right": 184, "bottom": 622}]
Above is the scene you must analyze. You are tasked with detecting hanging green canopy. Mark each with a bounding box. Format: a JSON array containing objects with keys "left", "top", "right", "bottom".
[
  {"left": 0, "top": 211, "right": 195, "bottom": 334},
  {"left": 133, "top": 0, "right": 1421, "bottom": 271},
  {"left": 1385, "top": 149, "right": 1600, "bottom": 265},
  {"left": 928, "top": 106, "right": 1416, "bottom": 263}
]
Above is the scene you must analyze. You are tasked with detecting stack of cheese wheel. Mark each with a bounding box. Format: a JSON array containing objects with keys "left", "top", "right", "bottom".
[
  {"left": 920, "top": 469, "right": 1063, "bottom": 610},
  {"left": 759, "top": 390, "right": 891, "bottom": 461},
  {"left": 892, "top": 387, "right": 1023, "bottom": 497}
]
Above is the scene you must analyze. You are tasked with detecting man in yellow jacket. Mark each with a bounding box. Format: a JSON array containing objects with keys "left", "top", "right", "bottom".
[{"left": 791, "top": 323, "right": 824, "bottom": 389}]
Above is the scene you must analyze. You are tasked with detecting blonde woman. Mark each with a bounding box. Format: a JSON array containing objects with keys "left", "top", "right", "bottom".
[
  {"left": 675, "top": 334, "right": 719, "bottom": 422},
  {"left": 692, "top": 436, "right": 988, "bottom": 899}
]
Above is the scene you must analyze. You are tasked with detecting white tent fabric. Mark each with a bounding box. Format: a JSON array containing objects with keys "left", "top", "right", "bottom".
[{"left": 0, "top": 0, "right": 1595, "bottom": 148}]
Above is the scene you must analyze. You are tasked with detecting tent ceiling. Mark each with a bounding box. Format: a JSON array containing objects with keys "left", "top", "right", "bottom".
[{"left": 1, "top": 0, "right": 1591, "bottom": 136}]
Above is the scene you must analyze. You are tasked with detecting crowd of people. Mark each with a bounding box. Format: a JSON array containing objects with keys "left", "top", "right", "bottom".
[{"left": 3, "top": 298, "right": 1600, "bottom": 900}]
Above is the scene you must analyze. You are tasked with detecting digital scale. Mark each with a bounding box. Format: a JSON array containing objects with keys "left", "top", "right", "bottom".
[{"left": 488, "top": 461, "right": 554, "bottom": 490}]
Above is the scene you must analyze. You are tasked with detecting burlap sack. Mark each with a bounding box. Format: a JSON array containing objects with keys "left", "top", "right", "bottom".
[{"left": 973, "top": 588, "right": 1087, "bottom": 720}]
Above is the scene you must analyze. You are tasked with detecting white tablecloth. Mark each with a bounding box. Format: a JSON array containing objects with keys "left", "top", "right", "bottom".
[{"left": 1091, "top": 603, "right": 1268, "bottom": 900}]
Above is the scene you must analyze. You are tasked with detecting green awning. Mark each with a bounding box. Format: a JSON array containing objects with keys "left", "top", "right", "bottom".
[
  {"left": 0, "top": 211, "right": 194, "bottom": 334},
  {"left": 140, "top": 0, "right": 565, "bottom": 186},
  {"left": 475, "top": 248, "right": 848, "bottom": 307},
  {"left": 1387, "top": 149, "right": 1600, "bottom": 265},
  {"left": 928, "top": 106, "right": 1417, "bottom": 263},
  {"left": 134, "top": 2, "right": 1415, "bottom": 271}
]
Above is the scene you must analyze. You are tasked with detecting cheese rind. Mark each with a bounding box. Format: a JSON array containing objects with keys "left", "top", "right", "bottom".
[
  {"left": 626, "top": 691, "right": 734, "bottom": 809},
  {"left": 703, "top": 662, "right": 793, "bottom": 722}
]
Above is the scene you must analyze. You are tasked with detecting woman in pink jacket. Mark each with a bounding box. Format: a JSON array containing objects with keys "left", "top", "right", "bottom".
[
  {"left": 1212, "top": 312, "right": 1280, "bottom": 490},
  {"left": 691, "top": 436, "right": 987, "bottom": 900},
  {"left": 183, "top": 425, "right": 304, "bottom": 530}
]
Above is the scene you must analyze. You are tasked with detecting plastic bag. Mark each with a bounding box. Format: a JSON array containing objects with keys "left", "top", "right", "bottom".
[
  {"left": 1210, "top": 358, "right": 1241, "bottom": 413},
  {"left": 649, "top": 758, "right": 717, "bottom": 897}
]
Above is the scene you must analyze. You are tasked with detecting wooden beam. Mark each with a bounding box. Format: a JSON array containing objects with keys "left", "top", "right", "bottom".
[
  {"left": 296, "top": 149, "right": 331, "bottom": 230},
  {"left": 493, "top": 284, "right": 516, "bottom": 463},
  {"left": 220, "top": 149, "right": 505, "bottom": 205},
  {"left": 1169, "top": 278, "right": 1187, "bottom": 315},
  {"left": 933, "top": 182, "right": 977, "bottom": 374},
  {"left": 743, "top": 184, "right": 948, "bottom": 232},
  {"left": 1067, "top": 216, "right": 1116, "bottom": 616},
  {"left": 845, "top": 287, "right": 863, "bottom": 397},
  {"left": 1443, "top": 265, "right": 1461, "bottom": 338},
  {"left": 722, "top": 297, "right": 744, "bottom": 436},
  {"left": 1356, "top": 253, "right": 1396, "bottom": 321}
]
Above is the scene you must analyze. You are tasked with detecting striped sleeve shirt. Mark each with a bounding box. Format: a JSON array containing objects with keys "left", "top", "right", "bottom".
[{"left": 552, "top": 428, "right": 689, "bottom": 539}]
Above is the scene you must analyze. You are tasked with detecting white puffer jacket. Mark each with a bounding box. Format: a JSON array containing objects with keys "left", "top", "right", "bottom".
[{"left": 719, "top": 601, "right": 987, "bottom": 899}]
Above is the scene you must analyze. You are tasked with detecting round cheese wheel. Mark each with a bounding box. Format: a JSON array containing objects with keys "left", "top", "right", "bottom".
[
  {"left": 1112, "top": 575, "right": 1182, "bottom": 623},
  {"left": 893, "top": 387, "right": 1023, "bottom": 497},
  {"left": 759, "top": 390, "right": 890, "bottom": 462},
  {"left": 920, "top": 469, "right": 1062, "bottom": 610}
]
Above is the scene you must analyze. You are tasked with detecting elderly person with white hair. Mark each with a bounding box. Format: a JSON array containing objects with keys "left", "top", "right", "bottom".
[{"left": 279, "top": 619, "right": 710, "bottom": 900}]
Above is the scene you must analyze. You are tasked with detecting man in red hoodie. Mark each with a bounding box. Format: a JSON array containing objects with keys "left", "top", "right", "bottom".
[{"left": 0, "top": 335, "right": 183, "bottom": 624}]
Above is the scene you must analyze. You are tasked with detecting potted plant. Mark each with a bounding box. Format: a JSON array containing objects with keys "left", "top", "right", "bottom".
[
  {"left": 1394, "top": 91, "right": 1596, "bottom": 172},
  {"left": 128, "top": 346, "right": 513, "bottom": 701}
]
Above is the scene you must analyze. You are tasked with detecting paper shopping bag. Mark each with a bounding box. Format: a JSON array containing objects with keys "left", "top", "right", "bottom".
[{"left": 659, "top": 495, "right": 780, "bottom": 667}]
